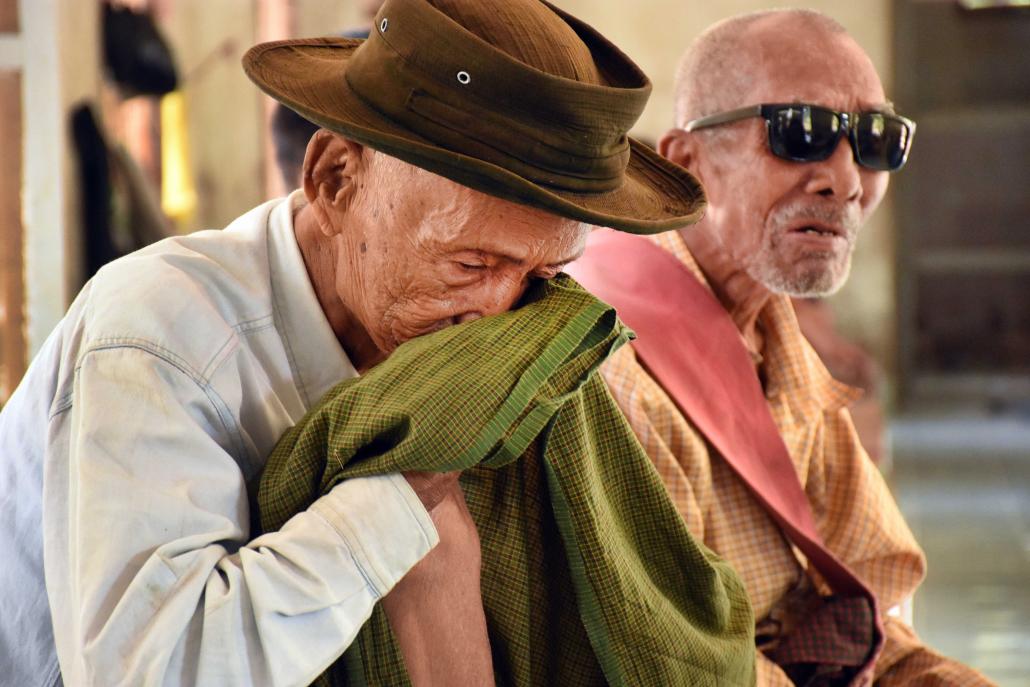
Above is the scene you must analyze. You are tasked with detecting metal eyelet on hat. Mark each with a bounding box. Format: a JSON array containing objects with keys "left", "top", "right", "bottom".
[
  {"left": 380, "top": 17, "right": 389, "bottom": 32},
  {"left": 456, "top": 70, "right": 471, "bottom": 85}
]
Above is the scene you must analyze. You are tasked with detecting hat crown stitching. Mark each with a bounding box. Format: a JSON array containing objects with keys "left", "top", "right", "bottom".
[
  {"left": 362, "top": 0, "right": 647, "bottom": 140},
  {"left": 426, "top": 0, "right": 602, "bottom": 85},
  {"left": 374, "top": 0, "right": 649, "bottom": 98}
]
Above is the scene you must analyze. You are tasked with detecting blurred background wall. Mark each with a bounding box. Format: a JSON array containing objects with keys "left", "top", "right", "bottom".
[{"left": 0, "top": 0, "right": 1027, "bottom": 682}]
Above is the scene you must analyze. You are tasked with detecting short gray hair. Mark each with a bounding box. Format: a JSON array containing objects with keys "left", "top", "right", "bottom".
[{"left": 672, "top": 9, "right": 848, "bottom": 129}]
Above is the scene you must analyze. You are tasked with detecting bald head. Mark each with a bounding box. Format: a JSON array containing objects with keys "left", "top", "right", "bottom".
[{"left": 673, "top": 10, "right": 853, "bottom": 128}]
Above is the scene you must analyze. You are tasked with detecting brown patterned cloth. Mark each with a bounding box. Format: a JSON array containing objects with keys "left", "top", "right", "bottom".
[{"left": 765, "top": 595, "right": 875, "bottom": 687}]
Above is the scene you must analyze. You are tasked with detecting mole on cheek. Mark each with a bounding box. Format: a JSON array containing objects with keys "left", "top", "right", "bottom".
[{"left": 360, "top": 242, "right": 367, "bottom": 253}]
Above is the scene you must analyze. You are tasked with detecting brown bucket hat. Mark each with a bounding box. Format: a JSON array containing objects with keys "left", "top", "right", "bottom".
[{"left": 243, "top": 0, "right": 705, "bottom": 234}]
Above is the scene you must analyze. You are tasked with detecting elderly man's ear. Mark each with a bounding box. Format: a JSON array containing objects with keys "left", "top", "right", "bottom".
[
  {"left": 302, "top": 130, "right": 366, "bottom": 236},
  {"left": 657, "top": 128, "right": 700, "bottom": 175}
]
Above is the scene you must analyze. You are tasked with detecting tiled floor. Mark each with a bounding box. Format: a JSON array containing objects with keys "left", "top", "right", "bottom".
[{"left": 890, "top": 412, "right": 1030, "bottom": 686}]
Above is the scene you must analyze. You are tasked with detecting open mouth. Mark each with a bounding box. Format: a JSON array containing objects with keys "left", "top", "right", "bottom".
[{"left": 792, "top": 224, "right": 844, "bottom": 239}]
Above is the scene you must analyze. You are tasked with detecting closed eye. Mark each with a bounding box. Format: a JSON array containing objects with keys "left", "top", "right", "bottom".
[{"left": 459, "top": 262, "right": 488, "bottom": 271}]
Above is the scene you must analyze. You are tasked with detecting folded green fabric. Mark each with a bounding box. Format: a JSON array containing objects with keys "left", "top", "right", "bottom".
[{"left": 257, "top": 275, "right": 756, "bottom": 686}]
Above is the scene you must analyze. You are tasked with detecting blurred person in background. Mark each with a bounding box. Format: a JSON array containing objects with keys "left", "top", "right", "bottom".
[
  {"left": 271, "top": 103, "right": 319, "bottom": 191},
  {"left": 270, "top": 0, "right": 384, "bottom": 192},
  {"left": 0, "top": 0, "right": 755, "bottom": 685},
  {"left": 570, "top": 9, "right": 993, "bottom": 686},
  {"left": 792, "top": 295, "right": 887, "bottom": 464}
]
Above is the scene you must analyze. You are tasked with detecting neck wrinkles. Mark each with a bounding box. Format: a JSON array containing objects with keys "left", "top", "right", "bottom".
[
  {"left": 680, "top": 226, "right": 770, "bottom": 351},
  {"left": 292, "top": 203, "right": 386, "bottom": 372}
]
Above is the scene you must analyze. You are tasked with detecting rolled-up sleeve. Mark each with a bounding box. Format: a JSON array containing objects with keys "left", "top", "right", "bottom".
[{"left": 47, "top": 346, "right": 437, "bottom": 687}]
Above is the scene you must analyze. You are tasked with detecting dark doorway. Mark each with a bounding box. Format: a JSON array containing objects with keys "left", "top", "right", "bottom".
[{"left": 893, "top": 1, "right": 1030, "bottom": 408}]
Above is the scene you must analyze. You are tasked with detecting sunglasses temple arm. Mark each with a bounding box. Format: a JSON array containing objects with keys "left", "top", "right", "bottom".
[{"left": 684, "top": 105, "right": 765, "bottom": 132}]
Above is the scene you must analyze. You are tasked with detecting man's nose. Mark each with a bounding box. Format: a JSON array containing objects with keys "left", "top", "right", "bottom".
[
  {"left": 804, "top": 136, "right": 863, "bottom": 202},
  {"left": 456, "top": 276, "right": 528, "bottom": 324}
]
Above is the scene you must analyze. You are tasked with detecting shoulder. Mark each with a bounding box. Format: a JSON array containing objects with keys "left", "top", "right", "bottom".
[
  {"left": 599, "top": 344, "right": 648, "bottom": 405},
  {"left": 76, "top": 202, "right": 280, "bottom": 380},
  {"left": 601, "top": 345, "right": 675, "bottom": 410},
  {"left": 600, "top": 344, "right": 689, "bottom": 439}
]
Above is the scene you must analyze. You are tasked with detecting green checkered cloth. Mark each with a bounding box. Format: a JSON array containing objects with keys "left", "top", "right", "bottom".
[{"left": 256, "top": 275, "right": 756, "bottom": 687}]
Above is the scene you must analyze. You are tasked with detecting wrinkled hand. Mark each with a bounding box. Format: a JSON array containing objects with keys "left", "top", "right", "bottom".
[{"left": 384, "top": 472, "right": 493, "bottom": 686}]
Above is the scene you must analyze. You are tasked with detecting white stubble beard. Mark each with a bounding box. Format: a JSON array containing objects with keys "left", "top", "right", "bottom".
[{"left": 744, "top": 201, "right": 862, "bottom": 298}]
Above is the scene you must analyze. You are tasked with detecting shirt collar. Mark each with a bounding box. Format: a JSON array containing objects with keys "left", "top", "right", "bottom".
[
  {"left": 649, "top": 230, "right": 709, "bottom": 286},
  {"left": 646, "top": 230, "right": 860, "bottom": 412},
  {"left": 267, "top": 191, "right": 358, "bottom": 408}
]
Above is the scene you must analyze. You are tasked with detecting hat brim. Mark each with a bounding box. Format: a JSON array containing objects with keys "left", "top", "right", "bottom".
[{"left": 245, "top": 38, "right": 706, "bottom": 234}]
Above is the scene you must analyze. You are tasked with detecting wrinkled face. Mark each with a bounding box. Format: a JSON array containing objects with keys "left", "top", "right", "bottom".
[
  {"left": 693, "top": 28, "right": 890, "bottom": 297},
  {"left": 337, "top": 153, "right": 590, "bottom": 353}
]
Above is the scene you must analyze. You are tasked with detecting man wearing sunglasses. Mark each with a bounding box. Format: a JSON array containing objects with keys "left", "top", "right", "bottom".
[{"left": 569, "top": 8, "right": 992, "bottom": 686}]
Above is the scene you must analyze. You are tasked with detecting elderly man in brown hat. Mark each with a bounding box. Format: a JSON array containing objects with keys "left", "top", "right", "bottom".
[
  {"left": 0, "top": 0, "right": 757, "bottom": 685},
  {"left": 570, "top": 9, "right": 993, "bottom": 687}
]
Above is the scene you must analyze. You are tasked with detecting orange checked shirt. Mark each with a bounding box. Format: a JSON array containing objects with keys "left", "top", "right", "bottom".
[{"left": 599, "top": 231, "right": 993, "bottom": 686}]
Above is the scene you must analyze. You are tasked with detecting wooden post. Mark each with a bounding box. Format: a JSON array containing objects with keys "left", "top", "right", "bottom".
[
  {"left": 0, "top": 0, "right": 17, "bottom": 32},
  {"left": 0, "top": 69, "right": 24, "bottom": 403},
  {"left": 0, "top": 0, "right": 22, "bottom": 402}
]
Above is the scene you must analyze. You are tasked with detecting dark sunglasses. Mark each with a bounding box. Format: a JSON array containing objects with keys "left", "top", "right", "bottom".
[{"left": 684, "top": 103, "right": 916, "bottom": 172}]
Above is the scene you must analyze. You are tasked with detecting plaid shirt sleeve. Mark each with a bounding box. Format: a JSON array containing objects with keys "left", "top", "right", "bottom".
[
  {"left": 814, "top": 403, "right": 926, "bottom": 609},
  {"left": 877, "top": 618, "right": 996, "bottom": 685}
]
